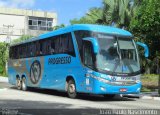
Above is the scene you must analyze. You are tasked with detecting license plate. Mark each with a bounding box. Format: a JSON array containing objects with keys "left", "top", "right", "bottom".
[{"left": 120, "top": 88, "right": 127, "bottom": 92}]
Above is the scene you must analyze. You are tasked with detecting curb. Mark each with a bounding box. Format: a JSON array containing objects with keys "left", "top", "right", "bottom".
[
  {"left": 123, "top": 93, "right": 160, "bottom": 101},
  {"left": 141, "top": 96, "right": 160, "bottom": 101},
  {"left": 0, "top": 76, "right": 8, "bottom": 83}
]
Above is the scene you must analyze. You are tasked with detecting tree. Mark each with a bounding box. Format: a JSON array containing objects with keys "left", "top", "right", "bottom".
[
  {"left": 102, "top": 0, "right": 134, "bottom": 28},
  {"left": 70, "top": 0, "right": 134, "bottom": 29},
  {"left": 12, "top": 35, "right": 33, "bottom": 44},
  {"left": 0, "top": 42, "right": 8, "bottom": 76},
  {"left": 130, "top": 0, "right": 160, "bottom": 58},
  {"left": 53, "top": 24, "right": 65, "bottom": 30},
  {"left": 70, "top": 7, "right": 103, "bottom": 24},
  {"left": 130, "top": 0, "right": 160, "bottom": 73}
]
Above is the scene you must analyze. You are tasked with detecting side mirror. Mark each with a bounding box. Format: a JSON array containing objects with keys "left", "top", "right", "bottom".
[
  {"left": 136, "top": 42, "right": 149, "bottom": 58},
  {"left": 82, "top": 37, "right": 99, "bottom": 54}
]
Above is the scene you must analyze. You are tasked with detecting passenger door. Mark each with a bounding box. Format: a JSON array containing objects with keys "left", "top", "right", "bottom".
[{"left": 82, "top": 41, "right": 95, "bottom": 92}]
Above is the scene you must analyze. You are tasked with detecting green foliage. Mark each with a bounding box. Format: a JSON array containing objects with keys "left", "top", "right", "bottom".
[
  {"left": 102, "top": 0, "right": 133, "bottom": 28},
  {"left": 70, "top": 0, "right": 133, "bottom": 28},
  {"left": 70, "top": 7, "right": 103, "bottom": 25},
  {"left": 12, "top": 35, "right": 33, "bottom": 44},
  {"left": 0, "top": 35, "right": 32, "bottom": 76},
  {"left": 130, "top": 0, "right": 160, "bottom": 57},
  {"left": 0, "top": 42, "right": 8, "bottom": 76},
  {"left": 141, "top": 74, "right": 159, "bottom": 91},
  {"left": 130, "top": 0, "right": 160, "bottom": 73},
  {"left": 53, "top": 24, "right": 65, "bottom": 30},
  {"left": 141, "top": 87, "right": 152, "bottom": 92}
]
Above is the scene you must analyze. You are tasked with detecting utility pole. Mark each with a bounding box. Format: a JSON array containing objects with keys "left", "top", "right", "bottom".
[{"left": 3, "top": 24, "right": 14, "bottom": 44}]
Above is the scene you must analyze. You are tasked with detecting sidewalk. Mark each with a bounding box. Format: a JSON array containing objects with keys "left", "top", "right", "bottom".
[
  {"left": 0, "top": 76, "right": 8, "bottom": 83},
  {"left": 123, "top": 92, "right": 160, "bottom": 101},
  {"left": 140, "top": 92, "right": 160, "bottom": 101}
]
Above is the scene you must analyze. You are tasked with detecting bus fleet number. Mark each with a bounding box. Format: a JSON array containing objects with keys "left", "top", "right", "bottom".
[{"left": 48, "top": 56, "right": 71, "bottom": 65}]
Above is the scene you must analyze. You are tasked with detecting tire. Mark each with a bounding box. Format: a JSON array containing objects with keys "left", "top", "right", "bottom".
[
  {"left": 16, "top": 77, "right": 22, "bottom": 90},
  {"left": 67, "top": 79, "right": 77, "bottom": 98},
  {"left": 22, "top": 77, "right": 27, "bottom": 91},
  {"left": 103, "top": 94, "right": 116, "bottom": 99}
]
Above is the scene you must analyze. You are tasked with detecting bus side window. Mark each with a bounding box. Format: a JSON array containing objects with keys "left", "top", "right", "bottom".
[
  {"left": 74, "top": 31, "right": 91, "bottom": 60},
  {"left": 54, "top": 37, "right": 60, "bottom": 53},
  {"left": 68, "top": 34, "right": 75, "bottom": 57},
  {"left": 10, "top": 47, "right": 13, "bottom": 59},
  {"left": 30, "top": 44, "right": 33, "bottom": 57},
  {"left": 60, "top": 34, "right": 68, "bottom": 53},
  {"left": 16, "top": 46, "right": 19, "bottom": 58},
  {"left": 33, "top": 42, "right": 37, "bottom": 57},
  {"left": 36, "top": 41, "right": 40, "bottom": 56},
  {"left": 9, "top": 47, "right": 13, "bottom": 59},
  {"left": 39, "top": 41, "right": 43, "bottom": 55},
  {"left": 14, "top": 46, "right": 17, "bottom": 59},
  {"left": 51, "top": 38, "right": 55, "bottom": 54},
  {"left": 9, "top": 47, "right": 12, "bottom": 59},
  {"left": 22, "top": 45, "right": 26, "bottom": 58},
  {"left": 10, "top": 46, "right": 14, "bottom": 59},
  {"left": 83, "top": 41, "right": 94, "bottom": 68},
  {"left": 31, "top": 43, "right": 35, "bottom": 57},
  {"left": 27, "top": 44, "right": 30, "bottom": 58},
  {"left": 46, "top": 39, "right": 51, "bottom": 55},
  {"left": 43, "top": 40, "right": 48, "bottom": 55},
  {"left": 60, "top": 33, "right": 75, "bottom": 56},
  {"left": 17, "top": 46, "right": 20, "bottom": 59}
]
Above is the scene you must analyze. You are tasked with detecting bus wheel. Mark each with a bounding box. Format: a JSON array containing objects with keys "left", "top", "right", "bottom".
[
  {"left": 16, "top": 77, "right": 22, "bottom": 90},
  {"left": 67, "top": 79, "right": 77, "bottom": 98},
  {"left": 22, "top": 77, "right": 27, "bottom": 91},
  {"left": 103, "top": 94, "right": 115, "bottom": 99}
]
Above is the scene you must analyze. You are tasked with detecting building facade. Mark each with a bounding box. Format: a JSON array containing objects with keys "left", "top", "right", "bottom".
[{"left": 0, "top": 7, "right": 57, "bottom": 42}]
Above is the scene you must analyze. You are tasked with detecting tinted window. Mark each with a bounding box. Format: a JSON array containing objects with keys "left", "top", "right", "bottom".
[
  {"left": 60, "top": 33, "right": 75, "bottom": 56},
  {"left": 9, "top": 33, "right": 75, "bottom": 59},
  {"left": 74, "top": 31, "right": 92, "bottom": 61},
  {"left": 83, "top": 41, "right": 94, "bottom": 68}
]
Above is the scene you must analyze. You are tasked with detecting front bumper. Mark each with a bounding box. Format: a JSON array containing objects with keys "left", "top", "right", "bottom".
[{"left": 93, "top": 80, "right": 141, "bottom": 94}]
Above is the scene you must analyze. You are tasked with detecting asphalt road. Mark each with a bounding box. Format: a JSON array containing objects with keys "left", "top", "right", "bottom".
[{"left": 0, "top": 82, "right": 160, "bottom": 115}]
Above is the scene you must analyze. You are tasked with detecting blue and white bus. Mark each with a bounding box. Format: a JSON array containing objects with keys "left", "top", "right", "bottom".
[{"left": 8, "top": 24, "right": 149, "bottom": 98}]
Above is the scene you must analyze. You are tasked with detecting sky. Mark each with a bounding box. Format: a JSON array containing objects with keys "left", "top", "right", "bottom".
[{"left": 0, "top": 0, "right": 102, "bottom": 25}]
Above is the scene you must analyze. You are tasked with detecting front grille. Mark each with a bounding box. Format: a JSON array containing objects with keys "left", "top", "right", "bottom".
[{"left": 108, "top": 81, "right": 137, "bottom": 86}]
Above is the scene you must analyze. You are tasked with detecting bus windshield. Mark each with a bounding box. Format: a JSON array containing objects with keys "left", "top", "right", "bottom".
[{"left": 96, "top": 34, "right": 140, "bottom": 75}]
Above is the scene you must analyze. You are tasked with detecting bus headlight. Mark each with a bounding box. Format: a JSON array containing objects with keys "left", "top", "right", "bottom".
[
  {"left": 97, "top": 77, "right": 110, "bottom": 83},
  {"left": 90, "top": 74, "right": 110, "bottom": 83},
  {"left": 135, "top": 75, "right": 141, "bottom": 83}
]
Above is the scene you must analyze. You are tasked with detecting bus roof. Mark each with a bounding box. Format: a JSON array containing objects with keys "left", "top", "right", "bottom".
[
  {"left": 11, "top": 24, "right": 132, "bottom": 46},
  {"left": 40, "top": 24, "right": 132, "bottom": 39}
]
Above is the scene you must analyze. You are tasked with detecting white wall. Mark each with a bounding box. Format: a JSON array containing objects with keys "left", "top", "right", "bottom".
[
  {"left": 0, "top": 14, "right": 26, "bottom": 29},
  {"left": 0, "top": 14, "right": 26, "bottom": 42},
  {"left": 0, "top": 13, "right": 57, "bottom": 42}
]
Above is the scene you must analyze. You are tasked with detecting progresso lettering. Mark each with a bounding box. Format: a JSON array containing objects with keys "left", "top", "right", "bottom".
[{"left": 48, "top": 56, "right": 71, "bottom": 65}]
